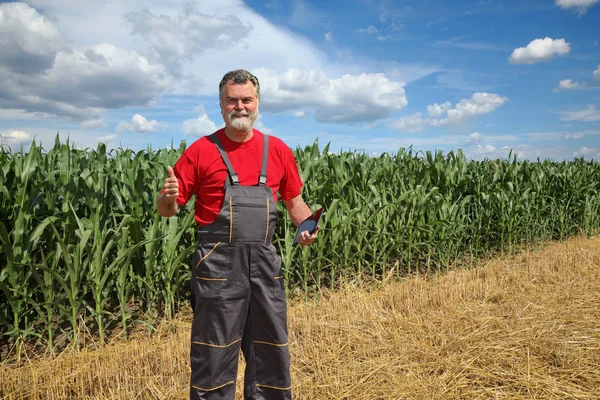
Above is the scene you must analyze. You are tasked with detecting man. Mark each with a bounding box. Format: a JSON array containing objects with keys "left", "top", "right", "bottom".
[{"left": 156, "top": 69, "right": 318, "bottom": 400}]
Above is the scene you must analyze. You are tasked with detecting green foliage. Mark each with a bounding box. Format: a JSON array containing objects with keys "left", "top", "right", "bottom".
[{"left": 1, "top": 136, "right": 599, "bottom": 353}]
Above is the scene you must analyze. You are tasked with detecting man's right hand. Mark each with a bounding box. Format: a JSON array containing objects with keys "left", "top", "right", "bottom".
[
  {"left": 156, "top": 166, "right": 180, "bottom": 217},
  {"left": 162, "top": 166, "right": 179, "bottom": 201}
]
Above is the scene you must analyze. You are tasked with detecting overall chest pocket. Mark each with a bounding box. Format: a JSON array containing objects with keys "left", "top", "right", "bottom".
[{"left": 230, "top": 196, "right": 271, "bottom": 242}]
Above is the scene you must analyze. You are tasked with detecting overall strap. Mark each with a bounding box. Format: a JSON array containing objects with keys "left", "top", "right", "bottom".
[
  {"left": 259, "top": 134, "right": 269, "bottom": 186},
  {"left": 209, "top": 133, "right": 239, "bottom": 185}
]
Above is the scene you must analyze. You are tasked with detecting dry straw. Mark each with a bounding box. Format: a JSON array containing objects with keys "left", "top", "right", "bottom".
[{"left": 1, "top": 235, "right": 599, "bottom": 399}]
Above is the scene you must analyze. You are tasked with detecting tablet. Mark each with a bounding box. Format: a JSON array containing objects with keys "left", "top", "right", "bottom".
[{"left": 292, "top": 207, "right": 324, "bottom": 246}]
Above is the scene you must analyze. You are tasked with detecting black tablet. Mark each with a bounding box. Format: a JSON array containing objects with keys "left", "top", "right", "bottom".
[{"left": 292, "top": 207, "right": 324, "bottom": 246}]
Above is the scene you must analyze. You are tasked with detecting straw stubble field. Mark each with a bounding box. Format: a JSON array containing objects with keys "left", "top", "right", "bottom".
[{"left": 1, "top": 235, "right": 599, "bottom": 399}]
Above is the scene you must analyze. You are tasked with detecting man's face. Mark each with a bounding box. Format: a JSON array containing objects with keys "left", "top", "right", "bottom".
[{"left": 220, "top": 80, "right": 259, "bottom": 134}]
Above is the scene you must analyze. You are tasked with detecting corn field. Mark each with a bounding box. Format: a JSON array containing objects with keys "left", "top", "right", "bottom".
[{"left": 1, "top": 136, "right": 599, "bottom": 357}]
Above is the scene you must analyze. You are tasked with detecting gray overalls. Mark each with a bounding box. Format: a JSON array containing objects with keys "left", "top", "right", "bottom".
[{"left": 190, "top": 133, "right": 292, "bottom": 400}]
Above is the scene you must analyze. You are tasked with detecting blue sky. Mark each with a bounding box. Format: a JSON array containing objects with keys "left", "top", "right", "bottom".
[{"left": 0, "top": 0, "right": 599, "bottom": 160}]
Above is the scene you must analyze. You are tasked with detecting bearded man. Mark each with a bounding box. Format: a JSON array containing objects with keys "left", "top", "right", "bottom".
[{"left": 156, "top": 69, "right": 318, "bottom": 400}]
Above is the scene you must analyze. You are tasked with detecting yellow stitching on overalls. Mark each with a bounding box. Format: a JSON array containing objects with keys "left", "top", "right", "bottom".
[
  {"left": 192, "top": 381, "right": 235, "bottom": 392},
  {"left": 256, "top": 383, "right": 292, "bottom": 391},
  {"left": 229, "top": 196, "right": 233, "bottom": 243},
  {"left": 193, "top": 337, "right": 242, "bottom": 348},
  {"left": 196, "top": 277, "right": 227, "bottom": 281},
  {"left": 195, "top": 242, "right": 221, "bottom": 269},
  {"left": 264, "top": 198, "right": 269, "bottom": 243},
  {"left": 252, "top": 340, "right": 288, "bottom": 347}
]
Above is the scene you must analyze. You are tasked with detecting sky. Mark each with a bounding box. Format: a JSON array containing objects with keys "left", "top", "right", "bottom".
[{"left": 0, "top": 0, "right": 599, "bottom": 160}]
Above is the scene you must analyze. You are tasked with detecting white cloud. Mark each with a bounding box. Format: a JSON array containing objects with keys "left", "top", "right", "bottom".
[
  {"left": 254, "top": 114, "right": 272, "bottom": 134},
  {"left": 467, "top": 144, "right": 498, "bottom": 159},
  {"left": 508, "top": 37, "right": 570, "bottom": 65},
  {"left": 2, "top": 0, "right": 329, "bottom": 119},
  {"left": 555, "top": 65, "right": 600, "bottom": 91},
  {"left": 560, "top": 105, "right": 600, "bottom": 122},
  {"left": 0, "top": 130, "right": 31, "bottom": 145},
  {"left": 526, "top": 130, "right": 600, "bottom": 140},
  {"left": 125, "top": 4, "right": 252, "bottom": 78},
  {"left": 116, "top": 114, "right": 159, "bottom": 133},
  {"left": 465, "top": 132, "right": 484, "bottom": 146},
  {"left": 434, "top": 37, "right": 506, "bottom": 52},
  {"left": 356, "top": 25, "right": 379, "bottom": 34},
  {"left": 427, "top": 102, "right": 452, "bottom": 118},
  {"left": 391, "top": 93, "right": 508, "bottom": 133},
  {"left": 447, "top": 93, "right": 508, "bottom": 122},
  {"left": 575, "top": 147, "right": 600, "bottom": 158},
  {"left": 80, "top": 119, "right": 109, "bottom": 129},
  {"left": 564, "top": 132, "right": 585, "bottom": 139},
  {"left": 96, "top": 134, "right": 117, "bottom": 142},
  {"left": 465, "top": 144, "right": 573, "bottom": 161},
  {"left": 325, "top": 32, "right": 333, "bottom": 43},
  {"left": 182, "top": 106, "right": 219, "bottom": 136},
  {"left": 0, "top": 3, "right": 171, "bottom": 120},
  {"left": 555, "top": 0, "right": 599, "bottom": 15},
  {"left": 554, "top": 79, "right": 581, "bottom": 92},
  {"left": 389, "top": 113, "right": 427, "bottom": 134},
  {"left": 0, "top": 3, "right": 68, "bottom": 72},
  {"left": 257, "top": 69, "right": 407, "bottom": 123},
  {"left": 294, "top": 110, "right": 307, "bottom": 118}
]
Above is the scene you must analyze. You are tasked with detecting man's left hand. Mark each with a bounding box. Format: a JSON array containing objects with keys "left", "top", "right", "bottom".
[{"left": 297, "top": 226, "right": 319, "bottom": 246}]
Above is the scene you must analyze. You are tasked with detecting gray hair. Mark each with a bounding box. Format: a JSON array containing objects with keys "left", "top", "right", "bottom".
[{"left": 219, "top": 69, "right": 260, "bottom": 103}]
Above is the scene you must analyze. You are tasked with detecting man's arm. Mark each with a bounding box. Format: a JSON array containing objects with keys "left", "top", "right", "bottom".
[
  {"left": 156, "top": 166, "right": 180, "bottom": 217},
  {"left": 283, "top": 194, "right": 318, "bottom": 246}
]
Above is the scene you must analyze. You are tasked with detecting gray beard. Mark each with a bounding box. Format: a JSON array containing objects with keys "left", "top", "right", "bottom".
[
  {"left": 228, "top": 110, "right": 257, "bottom": 132},
  {"left": 230, "top": 116, "right": 253, "bottom": 132}
]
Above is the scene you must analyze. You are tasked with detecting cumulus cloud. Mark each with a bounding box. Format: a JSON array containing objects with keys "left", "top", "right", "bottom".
[
  {"left": 555, "top": 65, "right": 600, "bottom": 91},
  {"left": 560, "top": 105, "right": 600, "bottom": 122},
  {"left": 465, "top": 132, "right": 484, "bottom": 146},
  {"left": 508, "top": 37, "right": 570, "bottom": 65},
  {"left": 555, "top": 0, "right": 599, "bottom": 15},
  {"left": 9, "top": 0, "right": 329, "bottom": 102},
  {"left": 257, "top": 69, "right": 407, "bottom": 123},
  {"left": 554, "top": 79, "right": 581, "bottom": 92},
  {"left": 254, "top": 114, "right": 272, "bottom": 134},
  {"left": 0, "top": 2, "right": 68, "bottom": 73},
  {"left": 80, "top": 119, "right": 109, "bottom": 129},
  {"left": 466, "top": 144, "right": 499, "bottom": 160},
  {"left": 389, "top": 113, "right": 428, "bottom": 134},
  {"left": 0, "top": 130, "right": 31, "bottom": 145},
  {"left": 575, "top": 147, "right": 600, "bottom": 159},
  {"left": 467, "top": 144, "right": 576, "bottom": 161},
  {"left": 116, "top": 114, "right": 159, "bottom": 133},
  {"left": 0, "top": 3, "right": 171, "bottom": 120},
  {"left": 125, "top": 4, "right": 251, "bottom": 78},
  {"left": 182, "top": 105, "right": 219, "bottom": 136},
  {"left": 96, "top": 134, "right": 117, "bottom": 142},
  {"left": 427, "top": 102, "right": 452, "bottom": 118},
  {"left": 390, "top": 93, "right": 508, "bottom": 133}
]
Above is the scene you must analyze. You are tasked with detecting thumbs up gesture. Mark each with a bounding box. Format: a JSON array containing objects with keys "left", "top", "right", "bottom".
[{"left": 162, "top": 166, "right": 179, "bottom": 202}]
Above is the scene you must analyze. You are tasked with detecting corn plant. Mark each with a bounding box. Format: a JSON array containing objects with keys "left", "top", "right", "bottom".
[{"left": 1, "top": 135, "right": 599, "bottom": 354}]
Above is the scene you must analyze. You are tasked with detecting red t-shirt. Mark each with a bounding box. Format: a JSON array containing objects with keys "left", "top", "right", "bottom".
[{"left": 173, "top": 128, "right": 303, "bottom": 225}]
